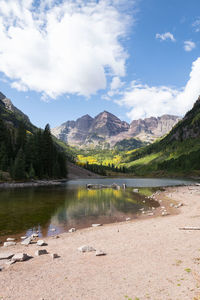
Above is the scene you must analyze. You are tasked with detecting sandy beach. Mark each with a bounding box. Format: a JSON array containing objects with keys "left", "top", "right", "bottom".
[{"left": 0, "top": 185, "right": 200, "bottom": 300}]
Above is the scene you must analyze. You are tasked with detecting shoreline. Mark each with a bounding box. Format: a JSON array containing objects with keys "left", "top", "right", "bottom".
[
  {"left": 0, "top": 179, "right": 68, "bottom": 189},
  {"left": 1, "top": 185, "right": 200, "bottom": 299}
]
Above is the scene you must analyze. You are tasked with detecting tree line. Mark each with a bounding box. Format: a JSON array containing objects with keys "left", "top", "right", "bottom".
[{"left": 0, "top": 120, "right": 67, "bottom": 180}]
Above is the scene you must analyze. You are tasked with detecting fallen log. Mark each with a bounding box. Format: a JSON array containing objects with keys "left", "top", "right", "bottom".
[{"left": 179, "top": 227, "right": 200, "bottom": 230}]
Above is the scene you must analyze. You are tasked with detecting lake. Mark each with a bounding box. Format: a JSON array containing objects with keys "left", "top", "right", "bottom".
[{"left": 0, "top": 178, "right": 196, "bottom": 241}]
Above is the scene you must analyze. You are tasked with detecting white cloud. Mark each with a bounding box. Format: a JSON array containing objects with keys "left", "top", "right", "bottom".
[
  {"left": 0, "top": 0, "right": 134, "bottom": 98},
  {"left": 155, "top": 32, "right": 175, "bottom": 42},
  {"left": 184, "top": 40, "right": 196, "bottom": 52},
  {"left": 192, "top": 18, "right": 200, "bottom": 32},
  {"left": 116, "top": 57, "right": 200, "bottom": 120},
  {"left": 110, "top": 76, "right": 124, "bottom": 90}
]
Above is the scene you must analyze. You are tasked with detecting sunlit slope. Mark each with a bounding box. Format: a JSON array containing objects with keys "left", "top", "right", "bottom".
[{"left": 120, "top": 96, "right": 200, "bottom": 175}]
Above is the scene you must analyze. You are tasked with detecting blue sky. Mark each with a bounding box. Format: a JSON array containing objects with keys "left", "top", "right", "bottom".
[{"left": 0, "top": 0, "right": 200, "bottom": 128}]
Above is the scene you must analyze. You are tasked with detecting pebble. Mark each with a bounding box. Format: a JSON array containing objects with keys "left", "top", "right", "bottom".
[
  {"left": 3, "top": 242, "right": 16, "bottom": 247},
  {"left": 78, "top": 245, "right": 96, "bottom": 253},
  {"left": 92, "top": 224, "right": 102, "bottom": 227},
  {"left": 31, "top": 233, "right": 39, "bottom": 238},
  {"left": 125, "top": 218, "right": 131, "bottom": 221},
  {"left": 37, "top": 240, "right": 47, "bottom": 246},
  {"left": 52, "top": 235, "right": 60, "bottom": 239},
  {"left": 21, "top": 237, "right": 32, "bottom": 246},
  {"left": 12, "top": 253, "right": 29, "bottom": 262},
  {"left": 175, "top": 203, "right": 183, "bottom": 208},
  {"left": 162, "top": 211, "right": 169, "bottom": 216},
  {"left": 51, "top": 253, "right": 59, "bottom": 259},
  {"left": 68, "top": 228, "right": 76, "bottom": 233},
  {"left": 35, "top": 249, "right": 48, "bottom": 256},
  {"left": 95, "top": 250, "right": 106, "bottom": 256}
]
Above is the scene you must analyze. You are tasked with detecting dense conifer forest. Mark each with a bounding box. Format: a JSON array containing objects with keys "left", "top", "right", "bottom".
[{"left": 0, "top": 120, "right": 67, "bottom": 180}]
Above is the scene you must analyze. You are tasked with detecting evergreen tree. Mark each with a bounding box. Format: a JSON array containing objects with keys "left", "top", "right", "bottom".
[{"left": 13, "top": 148, "right": 26, "bottom": 180}]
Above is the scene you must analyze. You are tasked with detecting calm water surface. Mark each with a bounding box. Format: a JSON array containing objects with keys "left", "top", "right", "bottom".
[{"left": 0, "top": 178, "right": 196, "bottom": 241}]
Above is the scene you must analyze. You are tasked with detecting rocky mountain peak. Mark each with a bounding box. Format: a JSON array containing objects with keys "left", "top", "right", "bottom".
[
  {"left": 0, "top": 92, "right": 6, "bottom": 100},
  {"left": 51, "top": 111, "right": 181, "bottom": 149},
  {"left": 0, "top": 92, "right": 30, "bottom": 123}
]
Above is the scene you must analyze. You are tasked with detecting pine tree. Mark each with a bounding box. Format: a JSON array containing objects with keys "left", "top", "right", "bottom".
[{"left": 13, "top": 148, "right": 26, "bottom": 180}]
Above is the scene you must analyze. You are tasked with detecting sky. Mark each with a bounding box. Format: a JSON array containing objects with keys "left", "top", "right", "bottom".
[{"left": 0, "top": 0, "right": 200, "bottom": 129}]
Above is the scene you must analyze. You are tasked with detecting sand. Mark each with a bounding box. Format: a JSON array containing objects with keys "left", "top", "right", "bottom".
[{"left": 0, "top": 185, "right": 200, "bottom": 300}]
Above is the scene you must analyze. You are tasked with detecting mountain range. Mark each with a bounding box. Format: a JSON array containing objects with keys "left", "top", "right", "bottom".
[{"left": 51, "top": 111, "right": 181, "bottom": 149}]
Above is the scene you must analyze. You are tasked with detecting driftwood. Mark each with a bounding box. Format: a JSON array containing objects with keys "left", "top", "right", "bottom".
[{"left": 179, "top": 227, "right": 200, "bottom": 230}]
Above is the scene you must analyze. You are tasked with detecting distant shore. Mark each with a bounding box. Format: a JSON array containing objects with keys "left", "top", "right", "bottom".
[
  {"left": 0, "top": 179, "right": 67, "bottom": 189},
  {"left": 1, "top": 185, "right": 200, "bottom": 299}
]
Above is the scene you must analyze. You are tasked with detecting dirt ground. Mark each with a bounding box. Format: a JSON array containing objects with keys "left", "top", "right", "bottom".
[{"left": 1, "top": 185, "right": 200, "bottom": 300}]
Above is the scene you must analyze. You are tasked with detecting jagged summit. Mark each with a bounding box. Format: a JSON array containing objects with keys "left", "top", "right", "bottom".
[
  {"left": 51, "top": 111, "right": 180, "bottom": 149},
  {"left": 0, "top": 91, "right": 6, "bottom": 100}
]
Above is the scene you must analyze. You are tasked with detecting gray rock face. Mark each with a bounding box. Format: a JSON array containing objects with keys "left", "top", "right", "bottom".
[
  {"left": 0, "top": 91, "right": 6, "bottom": 101},
  {"left": 51, "top": 112, "right": 180, "bottom": 148},
  {"left": 1, "top": 97, "right": 30, "bottom": 123}
]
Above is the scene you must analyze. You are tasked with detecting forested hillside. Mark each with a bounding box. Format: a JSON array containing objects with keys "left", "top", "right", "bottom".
[
  {"left": 0, "top": 98, "right": 67, "bottom": 181},
  {"left": 119, "top": 96, "right": 200, "bottom": 176}
]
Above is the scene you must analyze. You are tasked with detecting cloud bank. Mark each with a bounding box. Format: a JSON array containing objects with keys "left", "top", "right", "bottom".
[
  {"left": 0, "top": 0, "right": 133, "bottom": 98},
  {"left": 117, "top": 57, "right": 200, "bottom": 120}
]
